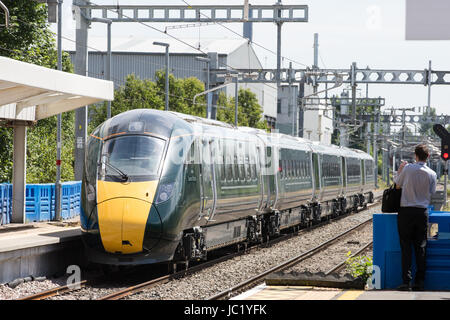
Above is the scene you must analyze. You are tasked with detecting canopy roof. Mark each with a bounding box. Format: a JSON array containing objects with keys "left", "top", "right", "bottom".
[{"left": 0, "top": 56, "right": 113, "bottom": 122}]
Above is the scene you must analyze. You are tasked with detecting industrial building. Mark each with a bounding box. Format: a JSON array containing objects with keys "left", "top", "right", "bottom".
[{"left": 64, "top": 36, "right": 277, "bottom": 127}]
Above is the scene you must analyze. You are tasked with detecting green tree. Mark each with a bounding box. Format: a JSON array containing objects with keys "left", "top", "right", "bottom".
[
  {"left": 89, "top": 73, "right": 269, "bottom": 136},
  {"left": 0, "top": 0, "right": 74, "bottom": 183}
]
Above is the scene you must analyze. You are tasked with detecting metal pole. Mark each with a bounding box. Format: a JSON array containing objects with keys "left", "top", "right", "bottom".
[
  {"left": 340, "top": 91, "right": 349, "bottom": 147},
  {"left": 206, "top": 60, "right": 211, "bottom": 118},
  {"left": 289, "top": 62, "right": 294, "bottom": 136},
  {"left": 351, "top": 62, "right": 357, "bottom": 122},
  {"left": 106, "top": 21, "right": 112, "bottom": 118},
  {"left": 165, "top": 46, "right": 170, "bottom": 111},
  {"left": 427, "top": 60, "right": 432, "bottom": 116},
  {"left": 0, "top": 1, "right": 9, "bottom": 28},
  {"left": 276, "top": 1, "right": 282, "bottom": 119},
  {"left": 374, "top": 110, "right": 379, "bottom": 188},
  {"left": 235, "top": 76, "right": 239, "bottom": 126},
  {"left": 55, "top": 0, "right": 63, "bottom": 221},
  {"left": 74, "top": 0, "right": 89, "bottom": 181},
  {"left": 90, "top": 17, "right": 113, "bottom": 118},
  {"left": 401, "top": 109, "right": 406, "bottom": 161},
  {"left": 313, "top": 33, "right": 318, "bottom": 94},
  {"left": 445, "top": 161, "right": 448, "bottom": 206}
]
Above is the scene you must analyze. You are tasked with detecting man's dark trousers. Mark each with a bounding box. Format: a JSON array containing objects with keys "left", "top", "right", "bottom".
[{"left": 397, "top": 207, "right": 428, "bottom": 285}]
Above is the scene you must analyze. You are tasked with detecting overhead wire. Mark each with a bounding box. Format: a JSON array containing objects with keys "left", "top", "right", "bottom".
[
  {"left": 179, "top": 0, "right": 309, "bottom": 68},
  {"left": 87, "top": 1, "right": 281, "bottom": 98}
]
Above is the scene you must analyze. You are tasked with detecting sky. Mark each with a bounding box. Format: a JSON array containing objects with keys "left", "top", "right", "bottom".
[{"left": 51, "top": 0, "right": 450, "bottom": 117}]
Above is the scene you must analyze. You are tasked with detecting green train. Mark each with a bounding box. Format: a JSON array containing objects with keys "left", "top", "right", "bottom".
[{"left": 81, "top": 109, "right": 375, "bottom": 266}]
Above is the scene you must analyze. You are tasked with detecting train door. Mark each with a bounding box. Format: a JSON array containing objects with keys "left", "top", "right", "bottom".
[
  {"left": 341, "top": 157, "right": 347, "bottom": 194},
  {"left": 264, "top": 145, "right": 277, "bottom": 209},
  {"left": 256, "top": 145, "right": 266, "bottom": 211},
  {"left": 312, "top": 153, "right": 321, "bottom": 200},
  {"left": 361, "top": 159, "right": 365, "bottom": 191},
  {"left": 200, "top": 138, "right": 217, "bottom": 221}
]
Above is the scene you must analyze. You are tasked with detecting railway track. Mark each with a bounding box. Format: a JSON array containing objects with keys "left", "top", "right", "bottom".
[
  {"left": 207, "top": 215, "right": 374, "bottom": 300},
  {"left": 17, "top": 196, "right": 381, "bottom": 300}
]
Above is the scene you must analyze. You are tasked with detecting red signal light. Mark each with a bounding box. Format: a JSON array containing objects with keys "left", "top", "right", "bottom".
[{"left": 444, "top": 153, "right": 449, "bottom": 160}]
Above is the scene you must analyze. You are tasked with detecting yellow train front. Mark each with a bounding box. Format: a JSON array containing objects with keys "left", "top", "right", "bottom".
[{"left": 80, "top": 109, "right": 195, "bottom": 265}]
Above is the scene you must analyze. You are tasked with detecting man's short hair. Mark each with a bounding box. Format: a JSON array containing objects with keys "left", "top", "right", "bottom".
[{"left": 415, "top": 144, "right": 430, "bottom": 161}]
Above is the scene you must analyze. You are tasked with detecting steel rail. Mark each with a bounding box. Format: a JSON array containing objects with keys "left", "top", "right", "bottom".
[
  {"left": 18, "top": 280, "right": 88, "bottom": 300},
  {"left": 18, "top": 195, "right": 381, "bottom": 301},
  {"left": 95, "top": 197, "right": 382, "bottom": 300},
  {"left": 207, "top": 217, "right": 374, "bottom": 300},
  {"left": 324, "top": 241, "right": 373, "bottom": 276}
]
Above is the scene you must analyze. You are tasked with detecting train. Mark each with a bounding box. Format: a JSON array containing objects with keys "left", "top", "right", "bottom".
[{"left": 80, "top": 109, "right": 376, "bottom": 266}]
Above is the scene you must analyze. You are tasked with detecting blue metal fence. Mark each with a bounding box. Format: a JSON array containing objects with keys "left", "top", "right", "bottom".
[
  {"left": 0, "top": 181, "right": 81, "bottom": 225},
  {"left": 0, "top": 184, "right": 12, "bottom": 225}
]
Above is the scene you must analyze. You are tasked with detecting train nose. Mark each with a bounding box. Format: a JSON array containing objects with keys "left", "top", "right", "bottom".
[
  {"left": 96, "top": 180, "right": 159, "bottom": 254},
  {"left": 98, "top": 198, "right": 153, "bottom": 254}
]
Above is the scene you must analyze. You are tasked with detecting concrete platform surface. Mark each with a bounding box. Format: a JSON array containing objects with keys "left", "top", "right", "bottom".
[
  {"left": 0, "top": 220, "right": 84, "bottom": 284},
  {"left": 232, "top": 284, "right": 450, "bottom": 300},
  {"left": 0, "top": 220, "right": 81, "bottom": 253}
]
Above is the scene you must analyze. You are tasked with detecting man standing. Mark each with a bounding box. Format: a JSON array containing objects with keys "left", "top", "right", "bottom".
[{"left": 394, "top": 144, "right": 437, "bottom": 291}]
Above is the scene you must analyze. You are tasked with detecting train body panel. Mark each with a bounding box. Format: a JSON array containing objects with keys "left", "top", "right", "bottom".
[{"left": 81, "top": 109, "right": 376, "bottom": 265}]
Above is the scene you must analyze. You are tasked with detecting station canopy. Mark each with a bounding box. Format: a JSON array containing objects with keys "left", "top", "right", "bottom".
[{"left": 0, "top": 56, "right": 113, "bottom": 122}]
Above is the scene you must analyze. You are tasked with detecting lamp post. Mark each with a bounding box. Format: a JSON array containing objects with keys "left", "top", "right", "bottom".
[
  {"left": 153, "top": 42, "right": 170, "bottom": 111},
  {"left": 90, "top": 17, "right": 112, "bottom": 118},
  {"left": 55, "top": 0, "right": 63, "bottom": 221},
  {"left": 195, "top": 56, "right": 211, "bottom": 118}
]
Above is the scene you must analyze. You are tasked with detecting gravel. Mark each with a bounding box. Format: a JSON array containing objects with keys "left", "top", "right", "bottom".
[
  {"left": 0, "top": 204, "right": 381, "bottom": 300},
  {"left": 126, "top": 204, "right": 380, "bottom": 300}
]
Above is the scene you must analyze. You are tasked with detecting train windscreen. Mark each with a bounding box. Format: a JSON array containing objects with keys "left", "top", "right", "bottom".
[{"left": 100, "top": 135, "right": 165, "bottom": 181}]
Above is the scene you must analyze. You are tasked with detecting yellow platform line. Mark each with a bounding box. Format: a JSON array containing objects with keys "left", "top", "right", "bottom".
[{"left": 337, "top": 290, "right": 365, "bottom": 300}]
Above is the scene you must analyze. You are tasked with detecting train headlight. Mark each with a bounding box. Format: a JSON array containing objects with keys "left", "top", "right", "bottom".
[{"left": 155, "top": 182, "right": 175, "bottom": 204}]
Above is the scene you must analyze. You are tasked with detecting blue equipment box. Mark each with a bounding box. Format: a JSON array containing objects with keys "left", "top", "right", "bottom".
[{"left": 373, "top": 211, "right": 450, "bottom": 290}]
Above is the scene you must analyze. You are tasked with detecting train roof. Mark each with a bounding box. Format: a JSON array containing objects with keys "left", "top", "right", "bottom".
[
  {"left": 97, "top": 109, "right": 373, "bottom": 160},
  {"left": 309, "top": 141, "right": 342, "bottom": 157}
]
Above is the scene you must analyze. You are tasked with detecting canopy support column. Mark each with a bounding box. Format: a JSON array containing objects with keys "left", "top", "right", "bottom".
[{"left": 12, "top": 124, "right": 27, "bottom": 223}]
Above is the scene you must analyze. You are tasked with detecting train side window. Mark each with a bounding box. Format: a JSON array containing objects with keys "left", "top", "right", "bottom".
[
  {"left": 288, "top": 160, "right": 292, "bottom": 178},
  {"left": 233, "top": 155, "right": 238, "bottom": 181},
  {"left": 245, "top": 155, "right": 251, "bottom": 180},
  {"left": 226, "top": 156, "right": 233, "bottom": 181},
  {"left": 239, "top": 157, "right": 245, "bottom": 180},
  {"left": 265, "top": 146, "right": 272, "bottom": 169},
  {"left": 301, "top": 161, "right": 304, "bottom": 177},
  {"left": 292, "top": 160, "right": 295, "bottom": 178},
  {"left": 279, "top": 160, "right": 283, "bottom": 179}
]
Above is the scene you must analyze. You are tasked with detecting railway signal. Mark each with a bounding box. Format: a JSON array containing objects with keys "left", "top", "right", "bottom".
[{"left": 433, "top": 124, "right": 450, "bottom": 161}]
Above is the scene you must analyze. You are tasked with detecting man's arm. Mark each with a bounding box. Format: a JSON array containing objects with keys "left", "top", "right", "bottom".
[
  {"left": 430, "top": 173, "right": 437, "bottom": 195},
  {"left": 394, "top": 161, "right": 408, "bottom": 189}
]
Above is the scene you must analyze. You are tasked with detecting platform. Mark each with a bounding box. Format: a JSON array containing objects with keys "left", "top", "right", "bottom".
[
  {"left": 232, "top": 284, "right": 450, "bottom": 300},
  {"left": 0, "top": 220, "right": 84, "bottom": 285}
]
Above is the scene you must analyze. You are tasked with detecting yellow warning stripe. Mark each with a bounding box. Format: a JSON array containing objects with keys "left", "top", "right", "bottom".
[{"left": 337, "top": 290, "right": 365, "bottom": 300}]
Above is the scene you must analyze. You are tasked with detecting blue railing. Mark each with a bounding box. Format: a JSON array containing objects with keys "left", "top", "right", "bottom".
[{"left": 0, "top": 181, "right": 81, "bottom": 225}]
